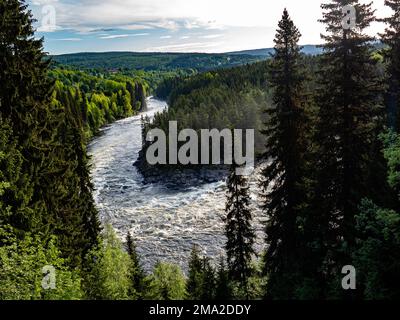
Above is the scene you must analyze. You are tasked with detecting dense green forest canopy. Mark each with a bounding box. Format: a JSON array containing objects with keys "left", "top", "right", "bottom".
[
  {"left": 49, "top": 68, "right": 149, "bottom": 138},
  {"left": 51, "top": 52, "right": 264, "bottom": 72}
]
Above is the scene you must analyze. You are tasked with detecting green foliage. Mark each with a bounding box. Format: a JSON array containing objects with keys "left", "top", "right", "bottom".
[
  {"left": 0, "top": 118, "right": 34, "bottom": 233},
  {"left": 83, "top": 225, "right": 132, "bottom": 300},
  {"left": 354, "top": 199, "right": 400, "bottom": 299},
  {"left": 145, "top": 262, "right": 187, "bottom": 300},
  {"left": 49, "top": 68, "right": 149, "bottom": 137},
  {"left": 0, "top": 229, "right": 83, "bottom": 300},
  {"left": 351, "top": 131, "right": 400, "bottom": 299},
  {"left": 382, "top": 129, "right": 400, "bottom": 192}
]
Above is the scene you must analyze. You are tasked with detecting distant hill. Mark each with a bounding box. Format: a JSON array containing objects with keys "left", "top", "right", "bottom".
[
  {"left": 51, "top": 52, "right": 265, "bottom": 72},
  {"left": 229, "top": 45, "right": 323, "bottom": 56}
]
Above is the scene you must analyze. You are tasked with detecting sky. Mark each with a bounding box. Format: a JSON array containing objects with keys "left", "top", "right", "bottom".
[{"left": 29, "top": 0, "right": 391, "bottom": 55}]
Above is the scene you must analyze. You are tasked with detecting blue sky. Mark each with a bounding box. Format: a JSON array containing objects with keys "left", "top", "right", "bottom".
[{"left": 29, "top": 0, "right": 390, "bottom": 55}]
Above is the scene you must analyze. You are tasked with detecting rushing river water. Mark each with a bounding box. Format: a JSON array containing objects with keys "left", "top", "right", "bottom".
[{"left": 88, "top": 97, "right": 265, "bottom": 272}]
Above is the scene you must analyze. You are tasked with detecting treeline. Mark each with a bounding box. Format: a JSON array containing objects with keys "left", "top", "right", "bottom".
[
  {"left": 51, "top": 52, "right": 263, "bottom": 73},
  {"left": 49, "top": 68, "right": 148, "bottom": 138}
]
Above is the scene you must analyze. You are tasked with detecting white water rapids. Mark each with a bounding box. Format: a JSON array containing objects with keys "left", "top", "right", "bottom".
[{"left": 88, "top": 97, "right": 265, "bottom": 272}]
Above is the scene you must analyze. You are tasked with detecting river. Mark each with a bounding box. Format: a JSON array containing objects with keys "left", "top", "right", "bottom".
[{"left": 88, "top": 97, "right": 265, "bottom": 272}]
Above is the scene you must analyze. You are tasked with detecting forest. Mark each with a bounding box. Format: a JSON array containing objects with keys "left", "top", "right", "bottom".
[
  {"left": 1, "top": 0, "right": 400, "bottom": 301},
  {"left": 49, "top": 68, "right": 149, "bottom": 138},
  {"left": 51, "top": 51, "right": 263, "bottom": 72}
]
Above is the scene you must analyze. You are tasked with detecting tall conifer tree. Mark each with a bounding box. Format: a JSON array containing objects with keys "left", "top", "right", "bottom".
[
  {"left": 225, "top": 163, "right": 255, "bottom": 299},
  {"left": 0, "top": 0, "right": 54, "bottom": 233},
  {"left": 260, "top": 9, "right": 307, "bottom": 299},
  {"left": 126, "top": 232, "right": 146, "bottom": 299},
  {"left": 215, "top": 256, "right": 232, "bottom": 300},
  {"left": 312, "top": 0, "right": 384, "bottom": 297},
  {"left": 186, "top": 244, "right": 204, "bottom": 300}
]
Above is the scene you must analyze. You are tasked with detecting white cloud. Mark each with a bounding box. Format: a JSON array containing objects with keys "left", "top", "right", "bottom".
[
  {"left": 99, "top": 33, "right": 148, "bottom": 39},
  {"left": 54, "top": 38, "right": 82, "bottom": 41},
  {"left": 131, "top": 33, "right": 150, "bottom": 36},
  {"left": 100, "top": 34, "right": 130, "bottom": 39},
  {"left": 200, "top": 34, "right": 223, "bottom": 39},
  {"left": 117, "top": 24, "right": 153, "bottom": 31},
  {"left": 160, "top": 35, "right": 172, "bottom": 39},
  {"left": 145, "top": 41, "right": 223, "bottom": 52}
]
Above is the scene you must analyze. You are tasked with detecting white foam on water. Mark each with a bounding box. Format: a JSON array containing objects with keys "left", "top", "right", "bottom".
[{"left": 88, "top": 97, "right": 265, "bottom": 272}]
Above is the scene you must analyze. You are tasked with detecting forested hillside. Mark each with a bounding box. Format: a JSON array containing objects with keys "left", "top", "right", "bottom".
[
  {"left": 49, "top": 68, "right": 148, "bottom": 137},
  {"left": 51, "top": 52, "right": 264, "bottom": 72}
]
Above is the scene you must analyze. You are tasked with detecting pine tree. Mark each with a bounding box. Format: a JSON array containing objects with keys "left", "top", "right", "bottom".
[
  {"left": 380, "top": 0, "right": 400, "bottom": 130},
  {"left": 186, "top": 244, "right": 204, "bottom": 300},
  {"left": 260, "top": 9, "right": 308, "bottom": 299},
  {"left": 225, "top": 163, "right": 255, "bottom": 299},
  {"left": 126, "top": 232, "right": 146, "bottom": 299},
  {"left": 312, "top": 0, "right": 384, "bottom": 298}
]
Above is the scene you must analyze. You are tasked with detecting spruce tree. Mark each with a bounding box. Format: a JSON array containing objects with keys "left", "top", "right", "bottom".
[
  {"left": 186, "top": 244, "right": 204, "bottom": 300},
  {"left": 380, "top": 0, "right": 400, "bottom": 130},
  {"left": 260, "top": 9, "right": 307, "bottom": 299},
  {"left": 126, "top": 232, "right": 146, "bottom": 299},
  {"left": 200, "top": 257, "right": 216, "bottom": 300},
  {"left": 0, "top": 117, "right": 32, "bottom": 238},
  {"left": 215, "top": 256, "right": 232, "bottom": 300},
  {"left": 312, "top": 0, "right": 384, "bottom": 297},
  {"left": 0, "top": 0, "right": 54, "bottom": 233},
  {"left": 225, "top": 163, "right": 255, "bottom": 299}
]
